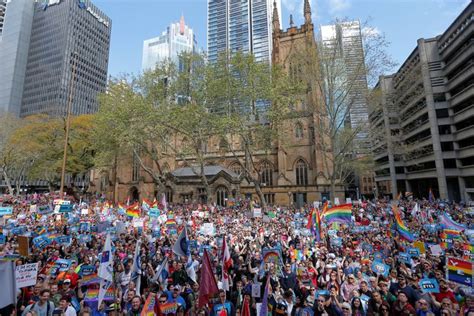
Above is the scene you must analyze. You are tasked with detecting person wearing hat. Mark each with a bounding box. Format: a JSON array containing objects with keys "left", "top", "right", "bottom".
[
  {"left": 22, "top": 289, "right": 56, "bottom": 316},
  {"left": 392, "top": 291, "right": 416, "bottom": 316},
  {"left": 166, "top": 285, "right": 187, "bottom": 309},
  {"left": 340, "top": 303, "right": 351, "bottom": 316},
  {"left": 389, "top": 275, "right": 419, "bottom": 306},
  {"left": 341, "top": 274, "right": 358, "bottom": 302},
  {"left": 59, "top": 279, "right": 75, "bottom": 298}
]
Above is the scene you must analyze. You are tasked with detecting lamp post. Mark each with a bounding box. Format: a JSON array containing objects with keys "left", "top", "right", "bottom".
[{"left": 59, "top": 52, "right": 78, "bottom": 199}]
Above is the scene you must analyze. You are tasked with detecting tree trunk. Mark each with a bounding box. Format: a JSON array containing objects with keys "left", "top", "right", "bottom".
[
  {"left": 254, "top": 181, "right": 267, "bottom": 210},
  {"left": 2, "top": 169, "right": 14, "bottom": 195}
]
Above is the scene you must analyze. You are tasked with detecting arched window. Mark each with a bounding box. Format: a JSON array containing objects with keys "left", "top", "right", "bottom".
[
  {"left": 295, "top": 122, "right": 304, "bottom": 139},
  {"left": 230, "top": 162, "right": 242, "bottom": 176},
  {"left": 216, "top": 186, "right": 229, "bottom": 207},
  {"left": 295, "top": 159, "right": 308, "bottom": 186},
  {"left": 260, "top": 161, "right": 273, "bottom": 186}
]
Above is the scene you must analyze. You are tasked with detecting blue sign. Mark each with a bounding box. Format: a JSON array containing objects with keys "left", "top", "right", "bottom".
[
  {"left": 11, "top": 227, "right": 26, "bottom": 235},
  {"left": 371, "top": 260, "right": 390, "bottom": 277},
  {"left": 79, "top": 222, "right": 90, "bottom": 232},
  {"left": 0, "top": 207, "right": 13, "bottom": 216},
  {"left": 78, "top": 234, "right": 91, "bottom": 243},
  {"left": 33, "top": 235, "right": 52, "bottom": 249},
  {"left": 38, "top": 205, "right": 53, "bottom": 215},
  {"left": 148, "top": 209, "right": 160, "bottom": 218},
  {"left": 408, "top": 248, "right": 420, "bottom": 257},
  {"left": 419, "top": 278, "right": 440, "bottom": 293},
  {"left": 0, "top": 234, "right": 5, "bottom": 244},
  {"left": 398, "top": 252, "right": 411, "bottom": 265},
  {"left": 59, "top": 204, "right": 73, "bottom": 213},
  {"left": 55, "top": 259, "right": 72, "bottom": 272},
  {"left": 56, "top": 235, "right": 71, "bottom": 245}
]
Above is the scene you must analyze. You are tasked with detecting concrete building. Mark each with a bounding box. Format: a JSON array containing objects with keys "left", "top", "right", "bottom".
[
  {"left": 91, "top": 0, "right": 341, "bottom": 206},
  {"left": 371, "top": 2, "right": 473, "bottom": 201},
  {"left": 0, "top": 0, "right": 35, "bottom": 115},
  {"left": 207, "top": 0, "right": 281, "bottom": 64},
  {"left": 20, "top": 0, "right": 111, "bottom": 117},
  {"left": 142, "top": 15, "right": 196, "bottom": 72}
]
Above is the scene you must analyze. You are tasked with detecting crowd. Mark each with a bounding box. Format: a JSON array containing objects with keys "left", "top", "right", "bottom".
[{"left": 0, "top": 193, "right": 472, "bottom": 316}]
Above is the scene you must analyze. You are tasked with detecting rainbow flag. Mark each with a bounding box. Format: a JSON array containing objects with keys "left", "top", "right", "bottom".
[
  {"left": 79, "top": 273, "right": 101, "bottom": 286},
  {"left": 160, "top": 302, "right": 178, "bottom": 314},
  {"left": 463, "top": 244, "right": 474, "bottom": 260},
  {"left": 126, "top": 203, "right": 140, "bottom": 218},
  {"left": 117, "top": 203, "right": 126, "bottom": 214},
  {"left": 141, "top": 292, "right": 157, "bottom": 316},
  {"left": 165, "top": 219, "right": 177, "bottom": 227},
  {"left": 442, "top": 229, "right": 461, "bottom": 240},
  {"left": 323, "top": 204, "right": 352, "bottom": 224},
  {"left": 84, "top": 288, "right": 115, "bottom": 302},
  {"left": 446, "top": 257, "right": 473, "bottom": 287},
  {"left": 392, "top": 205, "right": 414, "bottom": 242},
  {"left": 142, "top": 199, "right": 152, "bottom": 211}
]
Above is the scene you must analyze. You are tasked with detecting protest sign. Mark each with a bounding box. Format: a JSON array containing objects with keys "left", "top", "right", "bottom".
[
  {"left": 413, "top": 241, "right": 426, "bottom": 254},
  {"left": 15, "top": 262, "right": 39, "bottom": 288},
  {"left": 78, "top": 264, "right": 96, "bottom": 276},
  {"left": 0, "top": 234, "right": 5, "bottom": 245},
  {"left": 398, "top": 252, "right": 411, "bottom": 265},
  {"left": 200, "top": 223, "right": 215, "bottom": 236},
  {"left": 408, "top": 248, "right": 420, "bottom": 257},
  {"left": 419, "top": 278, "right": 439, "bottom": 293},
  {"left": 18, "top": 236, "right": 29, "bottom": 257},
  {"left": 429, "top": 244, "right": 443, "bottom": 256},
  {"left": 55, "top": 235, "right": 71, "bottom": 246},
  {"left": 252, "top": 283, "right": 261, "bottom": 298},
  {"left": 81, "top": 209, "right": 89, "bottom": 215},
  {"left": 33, "top": 235, "right": 51, "bottom": 249},
  {"left": 0, "top": 207, "right": 13, "bottom": 216},
  {"left": 59, "top": 204, "right": 73, "bottom": 213},
  {"left": 371, "top": 260, "right": 390, "bottom": 277},
  {"left": 253, "top": 207, "right": 262, "bottom": 217}
]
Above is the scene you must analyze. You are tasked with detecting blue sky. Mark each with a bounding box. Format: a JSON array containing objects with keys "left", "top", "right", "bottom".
[{"left": 94, "top": 0, "right": 469, "bottom": 77}]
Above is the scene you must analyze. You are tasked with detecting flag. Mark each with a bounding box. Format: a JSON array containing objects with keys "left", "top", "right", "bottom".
[
  {"left": 126, "top": 203, "right": 140, "bottom": 218},
  {"left": 186, "top": 255, "right": 197, "bottom": 283},
  {"left": 161, "top": 194, "right": 168, "bottom": 212},
  {"left": 428, "top": 188, "right": 435, "bottom": 203},
  {"left": 142, "top": 199, "right": 152, "bottom": 211},
  {"left": 131, "top": 240, "right": 142, "bottom": 295},
  {"left": 259, "top": 275, "right": 271, "bottom": 316},
  {"left": 151, "top": 198, "right": 158, "bottom": 209},
  {"left": 198, "top": 250, "right": 219, "bottom": 307},
  {"left": 411, "top": 203, "right": 419, "bottom": 217},
  {"left": 117, "top": 203, "right": 126, "bottom": 214},
  {"left": 323, "top": 204, "right": 352, "bottom": 224},
  {"left": 314, "top": 208, "right": 322, "bottom": 242},
  {"left": 172, "top": 227, "right": 189, "bottom": 257},
  {"left": 439, "top": 213, "right": 466, "bottom": 231},
  {"left": 151, "top": 257, "right": 169, "bottom": 284},
  {"left": 241, "top": 296, "right": 251, "bottom": 316},
  {"left": 392, "top": 205, "right": 414, "bottom": 242},
  {"left": 141, "top": 292, "right": 157, "bottom": 316},
  {"left": 446, "top": 257, "right": 473, "bottom": 287},
  {"left": 0, "top": 261, "right": 16, "bottom": 309},
  {"left": 221, "top": 237, "right": 233, "bottom": 291},
  {"left": 98, "top": 279, "right": 113, "bottom": 308},
  {"left": 98, "top": 233, "right": 113, "bottom": 282}
]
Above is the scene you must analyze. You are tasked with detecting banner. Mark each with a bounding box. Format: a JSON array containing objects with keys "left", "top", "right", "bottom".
[
  {"left": 446, "top": 257, "right": 473, "bottom": 287},
  {"left": 408, "top": 248, "right": 420, "bottom": 257},
  {"left": 419, "top": 278, "right": 439, "bottom": 293},
  {"left": 15, "top": 262, "right": 39, "bottom": 288},
  {"left": 148, "top": 209, "right": 159, "bottom": 218},
  {"left": 0, "top": 207, "right": 13, "bottom": 216}
]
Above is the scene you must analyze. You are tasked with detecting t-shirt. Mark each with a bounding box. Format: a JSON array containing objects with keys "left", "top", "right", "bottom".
[{"left": 22, "top": 301, "right": 55, "bottom": 316}]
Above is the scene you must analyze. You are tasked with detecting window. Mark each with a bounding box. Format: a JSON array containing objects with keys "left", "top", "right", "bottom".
[
  {"left": 132, "top": 153, "right": 140, "bottom": 182},
  {"left": 264, "top": 193, "right": 275, "bottom": 205},
  {"left": 260, "top": 161, "right": 273, "bottom": 186},
  {"left": 216, "top": 186, "right": 228, "bottom": 207},
  {"left": 295, "top": 159, "right": 308, "bottom": 186},
  {"left": 295, "top": 122, "right": 304, "bottom": 139},
  {"left": 165, "top": 187, "right": 173, "bottom": 203}
]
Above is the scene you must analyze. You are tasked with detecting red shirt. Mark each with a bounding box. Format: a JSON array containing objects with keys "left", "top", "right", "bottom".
[{"left": 434, "top": 290, "right": 457, "bottom": 304}]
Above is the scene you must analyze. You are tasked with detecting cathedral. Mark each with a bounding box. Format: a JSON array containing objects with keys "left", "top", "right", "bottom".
[{"left": 91, "top": 0, "right": 345, "bottom": 206}]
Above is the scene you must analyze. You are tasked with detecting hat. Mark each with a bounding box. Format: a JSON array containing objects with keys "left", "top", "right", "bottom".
[
  {"left": 174, "top": 285, "right": 181, "bottom": 291},
  {"left": 63, "top": 279, "right": 71, "bottom": 284},
  {"left": 341, "top": 302, "right": 351, "bottom": 311}
]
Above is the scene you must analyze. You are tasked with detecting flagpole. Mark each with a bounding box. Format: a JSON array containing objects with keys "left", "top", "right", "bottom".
[{"left": 59, "top": 52, "right": 78, "bottom": 199}]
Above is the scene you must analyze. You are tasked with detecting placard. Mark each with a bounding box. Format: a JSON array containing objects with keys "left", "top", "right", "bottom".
[
  {"left": 371, "top": 260, "right": 390, "bottom": 277},
  {"left": 81, "top": 209, "right": 89, "bottom": 215},
  {"left": 252, "top": 283, "right": 261, "bottom": 298},
  {"left": 0, "top": 207, "right": 13, "bottom": 216},
  {"left": 18, "top": 236, "right": 29, "bottom": 257},
  {"left": 15, "top": 262, "right": 39, "bottom": 288},
  {"left": 419, "top": 278, "right": 439, "bottom": 293},
  {"left": 59, "top": 204, "right": 73, "bottom": 213},
  {"left": 253, "top": 208, "right": 262, "bottom": 218}
]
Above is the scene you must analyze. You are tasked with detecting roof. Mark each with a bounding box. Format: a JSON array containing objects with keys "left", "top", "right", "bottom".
[{"left": 171, "top": 165, "right": 239, "bottom": 178}]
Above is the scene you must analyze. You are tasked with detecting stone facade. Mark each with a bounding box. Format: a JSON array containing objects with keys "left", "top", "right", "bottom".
[{"left": 91, "top": 0, "right": 345, "bottom": 206}]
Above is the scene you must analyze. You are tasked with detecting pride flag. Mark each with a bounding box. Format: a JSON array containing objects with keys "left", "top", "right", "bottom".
[
  {"left": 439, "top": 213, "right": 466, "bottom": 231},
  {"left": 323, "top": 204, "right": 352, "bottom": 224},
  {"left": 446, "top": 257, "right": 473, "bottom": 287},
  {"left": 84, "top": 288, "right": 115, "bottom": 302},
  {"left": 117, "top": 203, "right": 126, "bottom": 214},
  {"left": 142, "top": 199, "right": 152, "bottom": 211},
  {"left": 126, "top": 203, "right": 140, "bottom": 218},
  {"left": 141, "top": 292, "right": 157, "bottom": 316},
  {"left": 392, "top": 205, "right": 414, "bottom": 242}
]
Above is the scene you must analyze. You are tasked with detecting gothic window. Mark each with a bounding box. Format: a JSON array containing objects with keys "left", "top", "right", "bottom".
[
  {"left": 132, "top": 153, "right": 140, "bottom": 182},
  {"left": 295, "top": 159, "right": 308, "bottom": 186},
  {"left": 216, "top": 186, "right": 229, "bottom": 207},
  {"left": 295, "top": 122, "right": 304, "bottom": 139},
  {"left": 260, "top": 161, "right": 273, "bottom": 186}
]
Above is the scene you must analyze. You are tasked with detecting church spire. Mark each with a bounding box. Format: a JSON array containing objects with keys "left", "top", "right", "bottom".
[
  {"left": 272, "top": 0, "right": 280, "bottom": 33},
  {"left": 304, "top": 0, "right": 312, "bottom": 25}
]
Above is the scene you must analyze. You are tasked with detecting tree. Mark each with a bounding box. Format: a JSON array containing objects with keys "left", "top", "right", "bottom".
[{"left": 298, "top": 19, "right": 396, "bottom": 198}]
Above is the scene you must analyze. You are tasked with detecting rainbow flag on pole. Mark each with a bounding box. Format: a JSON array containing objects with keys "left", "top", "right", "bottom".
[
  {"left": 126, "top": 203, "right": 140, "bottom": 218},
  {"left": 446, "top": 257, "right": 473, "bottom": 287},
  {"left": 392, "top": 205, "right": 414, "bottom": 242},
  {"left": 323, "top": 204, "right": 352, "bottom": 225},
  {"left": 141, "top": 292, "right": 157, "bottom": 316}
]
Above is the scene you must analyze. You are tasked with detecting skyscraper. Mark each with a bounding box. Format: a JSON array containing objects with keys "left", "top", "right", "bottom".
[
  {"left": 142, "top": 15, "right": 196, "bottom": 72},
  {"left": 207, "top": 0, "right": 282, "bottom": 64},
  {"left": 0, "top": 0, "right": 35, "bottom": 115},
  {"left": 320, "top": 21, "right": 369, "bottom": 146},
  {"left": 20, "top": 0, "right": 111, "bottom": 117}
]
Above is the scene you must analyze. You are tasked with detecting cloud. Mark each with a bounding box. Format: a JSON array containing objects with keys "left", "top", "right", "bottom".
[
  {"left": 281, "top": 0, "right": 296, "bottom": 12},
  {"left": 328, "top": 0, "right": 350, "bottom": 14},
  {"left": 281, "top": 0, "right": 319, "bottom": 26}
]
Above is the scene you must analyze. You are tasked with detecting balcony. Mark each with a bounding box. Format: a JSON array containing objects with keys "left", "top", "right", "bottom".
[
  {"left": 458, "top": 146, "right": 474, "bottom": 159},
  {"left": 453, "top": 105, "right": 474, "bottom": 123},
  {"left": 443, "top": 45, "right": 473, "bottom": 76},
  {"left": 455, "top": 126, "right": 474, "bottom": 141},
  {"left": 400, "top": 107, "right": 428, "bottom": 127},
  {"left": 439, "top": 22, "right": 473, "bottom": 59},
  {"left": 450, "top": 83, "right": 473, "bottom": 107},
  {"left": 403, "top": 122, "right": 430, "bottom": 140},
  {"left": 447, "top": 66, "right": 474, "bottom": 92},
  {"left": 405, "top": 169, "right": 438, "bottom": 179}
]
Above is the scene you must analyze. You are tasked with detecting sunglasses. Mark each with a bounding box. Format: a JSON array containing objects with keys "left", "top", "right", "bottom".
[
  {"left": 159, "top": 300, "right": 167, "bottom": 303},
  {"left": 342, "top": 307, "right": 350, "bottom": 311}
]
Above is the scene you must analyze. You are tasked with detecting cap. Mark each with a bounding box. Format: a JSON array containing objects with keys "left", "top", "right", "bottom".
[
  {"left": 341, "top": 302, "right": 351, "bottom": 311},
  {"left": 64, "top": 279, "right": 71, "bottom": 283},
  {"left": 174, "top": 285, "right": 181, "bottom": 291}
]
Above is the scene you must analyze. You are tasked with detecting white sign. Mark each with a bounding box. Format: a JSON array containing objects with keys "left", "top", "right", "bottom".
[
  {"left": 253, "top": 208, "right": 262, "bottom": 218},
  {"left": 252, "top": 283, "right": 261, "bottom": 298},
  {"left": 86, "top": 7, "right": 110, "bottom": 27},
  {"left": 132, "top": 219, "right": 144, "bottom": 228},
  {"left": 30, "top": 205, "right": 37, "bottom": 213},
  {"left": 200, "top": 223, "right": 215, "bottom": 236},
  {"left": 334, "top": 197, "right": 340, "bottom": 205},
  {"left": 81, "top": 209, "right": 89, "bottom": 215},
  {"left": 346, "top": 198, "right": 352, "bottom": 204},
  {"left": 16, "top": 263, "right": 39, "bottom": 289}
]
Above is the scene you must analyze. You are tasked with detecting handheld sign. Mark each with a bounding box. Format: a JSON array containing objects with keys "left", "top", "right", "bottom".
[
  {"left": 371, "top": 260, "right": 390, "bottom": 277},
  {"left": 419, "top": 278, "right": 439, "bottom": 293},
  {"left": 0, "top": 207, "right": 13, "bottom": 216}
]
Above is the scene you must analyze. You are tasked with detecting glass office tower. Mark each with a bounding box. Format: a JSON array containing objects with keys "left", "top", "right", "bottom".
[{"left": 207, "top": 0, "right": 281, "bottom": 64}]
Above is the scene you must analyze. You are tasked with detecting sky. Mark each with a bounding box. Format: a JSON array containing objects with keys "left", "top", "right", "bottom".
[{"left": 93, "top": 0, "right": 470, "bottom": 78}]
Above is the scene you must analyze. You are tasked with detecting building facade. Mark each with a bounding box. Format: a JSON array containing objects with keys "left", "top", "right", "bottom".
[
  {"left": 92, "top": 0, "right": 343, "bottom": 206},
  {"left": 207, "top": 0, "right": 281, "bottom": 64},
  {"left": 20, "top": 0, "right": 111, "bottom": 117},
  {"left": 0, "top": 0, "right": 35, "bottom": 115},
  {"left": 142, "top": 15, "right": 196, "bottom": 72},
  {"left": 371, "top": 2, "right": 473, "bottom": 201}
]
